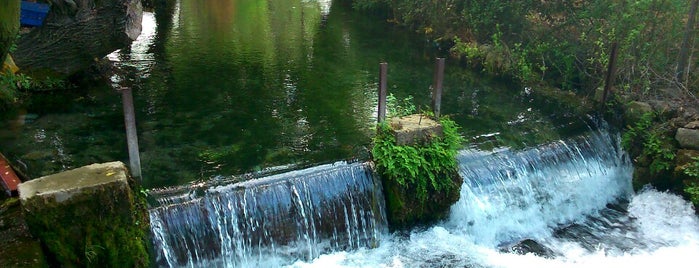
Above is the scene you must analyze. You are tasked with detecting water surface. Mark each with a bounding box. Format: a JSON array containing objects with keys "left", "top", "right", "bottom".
[{"left": 1, "top": 0, "right": 588, "bottom": 188}]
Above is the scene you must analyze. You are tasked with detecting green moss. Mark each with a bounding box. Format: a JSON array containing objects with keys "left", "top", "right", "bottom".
[{"left": 23, "top": 181, "right": 150, "bottom": 267}]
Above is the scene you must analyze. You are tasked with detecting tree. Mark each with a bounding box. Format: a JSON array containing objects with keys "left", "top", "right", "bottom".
[
  {"left": 677, "top": 0, "right": 699, "bottom": 84},
  {"left": 0, "top": 1, "right": 20, "bottom": 65}
]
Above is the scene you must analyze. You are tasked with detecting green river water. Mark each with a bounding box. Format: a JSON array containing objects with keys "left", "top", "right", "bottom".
[{"left": 0, "top": 0, "right": 589, "bottom": 189}]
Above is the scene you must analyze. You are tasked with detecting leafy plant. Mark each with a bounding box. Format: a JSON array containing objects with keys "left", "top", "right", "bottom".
[
  {"left": 372, "top": 116, "right": 464, "bottom": 200},
  {"left": 685, "top": 157, "right": 699, "bottom": 207},
  {"left": 622, "top": 112, "right": 675, "bottom": 174},
  {"left": 685, "top": 157, "right": 699, "bottom": 178},
  {"left": 386, "top": 93, "right": 416, "bottom": 118}
]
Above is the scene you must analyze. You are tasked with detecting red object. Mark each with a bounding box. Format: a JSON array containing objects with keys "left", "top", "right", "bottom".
[{"left": 0, "top": 154, "right": 21, "bottom": 197}]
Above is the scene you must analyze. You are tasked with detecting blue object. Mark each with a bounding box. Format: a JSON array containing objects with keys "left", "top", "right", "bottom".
[{"left": 20, "top": 1, "right": 50, "bottom": 27}]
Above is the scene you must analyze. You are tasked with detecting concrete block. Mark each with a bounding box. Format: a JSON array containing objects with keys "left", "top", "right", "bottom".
[
  {"left": 389, "top": 114, "right": 443, "bottom": 146},
  {"left": 18, "top": 162, "right": 149, "bottom": 267}
]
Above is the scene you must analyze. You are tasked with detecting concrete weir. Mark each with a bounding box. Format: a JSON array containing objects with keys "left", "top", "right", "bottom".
[{"left": 18, "top": 162, "right": 149, "bottom": 267}]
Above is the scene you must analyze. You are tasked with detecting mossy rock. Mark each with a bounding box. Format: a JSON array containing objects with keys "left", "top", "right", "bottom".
[
  {"left": 624, "top": 101, "right": 653, "bottom": 126},
  {"left": 18, "top": 162, "right": 150, "bottom": 267}
]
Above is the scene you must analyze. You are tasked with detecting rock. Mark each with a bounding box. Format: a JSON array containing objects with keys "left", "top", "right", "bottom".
[
  {"left": 685, "top": 121, "right": 699, "bottom": 129},
  {"left": 13, "top": 0, "right": 143, "bottom": 76},
  {"left": 676, "top": 128, "right": 699, "bottom": 150},
  {"left": 501, "top": 239, "right": 555, "bottom": 258},
  {"left": 624, "top": 101, "right": 653, "bottom": 125},
  {"left": 390, "top": 114, "right": 443, "bottom": 146},
  {"left": 18, "top": 162, "right": 149, "bottom": 267},
  {"left": 648, "top": 100, "right": 679, "bottom": 118}
]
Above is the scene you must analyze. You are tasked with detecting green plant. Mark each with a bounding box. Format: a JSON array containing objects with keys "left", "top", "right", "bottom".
[
  {"left": 386, "top": 93, "right": 416, "bottom": 118},
  {"left": 372, "top": 116, "right": 464, "bottom": 200},
  {"left": 685, "top": 157, "right": 699, "bottom": 178},
  {"left": 685, "top": 157, "right": 699, "bottom": 208},
  {"left": 622, "top": 112, "right": 675, "bottom": 174}
]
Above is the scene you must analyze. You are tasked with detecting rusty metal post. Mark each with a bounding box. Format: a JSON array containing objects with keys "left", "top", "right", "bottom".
[
  {"left": 432, "top": 58, "right": 445, "bottom": 117},
  {"left": 602, "top": 42, "right": 618, "bottom": 104},
  {"left": 120, "top": 87, "right": 142, "bottom": 181},
  {"left": 378, "top": 62, "right": 388, "bottom": 123}
]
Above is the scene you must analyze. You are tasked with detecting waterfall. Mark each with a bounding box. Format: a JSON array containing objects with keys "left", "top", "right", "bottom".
[
  {"left": 449, "top": 128, "right": 634, "bottom": 247},
  {"left": 150, "top": 129, "right": 699, "bottom": 267},
  {"left": 290, "top": 130, "right": 698, "bottom": 267},
  {"left": 149, "top": 161, "right": 387, "bottom": 267}
]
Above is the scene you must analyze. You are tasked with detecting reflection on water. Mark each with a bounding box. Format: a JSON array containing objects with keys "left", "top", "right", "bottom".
[{"left": 0, "top": 0, "right": 590, "bottom": 188}]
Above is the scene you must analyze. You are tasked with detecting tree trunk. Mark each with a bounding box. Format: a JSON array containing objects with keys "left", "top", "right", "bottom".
[
  {"left": 0, "top": 1, "right": 20, "bottom": 65},
  {"left": 13, "top": 0, "right": 142, "bottom": 77},
  {"left": 677, "top": 0, "right": 699, "bottom": 83}
]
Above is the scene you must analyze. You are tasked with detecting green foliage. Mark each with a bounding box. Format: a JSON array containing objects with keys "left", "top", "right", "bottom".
[
  {"left": 1, "top": 71, "right": 69, "bottom": 109},
  {"left": 622, "top": 112, "right": 675, "bottom": 174},
  {"left": 386, "top": 93, "right": 416, "bottom": 118},
  {"left": 372, "top": 116, "right": 464, "bottom": 200},
  {"left": 685, "top": 157, "right": 699, "bottom": 178},
  {"left": 355, "top": 0, "right": 698, "bottom": 94}
]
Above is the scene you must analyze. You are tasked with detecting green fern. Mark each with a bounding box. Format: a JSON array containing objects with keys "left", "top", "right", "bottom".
[{"left": 372, "top": 116, "right": 463, "bottom": 201}]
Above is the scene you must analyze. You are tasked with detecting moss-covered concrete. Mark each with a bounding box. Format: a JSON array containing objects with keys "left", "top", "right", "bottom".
[
  {"left": 382, "top": 170, "right": 462, "bottom": 229},
  {"left": 373, "top": 115, "right": 463, "bottom": 230},
  {"left": 18, "top": 162, "right": 149, "bottom": 267}
]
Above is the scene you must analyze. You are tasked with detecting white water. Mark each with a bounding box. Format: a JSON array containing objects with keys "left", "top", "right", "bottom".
[
  {"left": 149, "top": 162, "right": 387, "bottom": 267},
  {"left": 150, "top": 130, "right": 699, "bottom": 267},
  {"left": 289, "top": 132, "right": 699, "bottom": 268}
]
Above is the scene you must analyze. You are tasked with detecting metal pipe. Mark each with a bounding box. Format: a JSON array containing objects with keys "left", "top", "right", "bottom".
[
  {"left": 378, "top": 62, "right": 388, "bottom": 123},
  {"left": 432, "top": 58, "right": 445, "bottom": 117},
  {"left": 120, "top": 87, "right": 142, "bottom": 181}
]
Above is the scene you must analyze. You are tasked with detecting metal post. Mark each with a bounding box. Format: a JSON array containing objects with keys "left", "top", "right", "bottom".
[
  {"left": 378, "top": 62, "right": 388, "bottom": 123},
  {"left": 432, "top": 58, "right": 445, "bottom": 117},
  {"left": 602, "top": 42, "right": 618, "bottom": 104},
  {"left": 120, "top": 87, "right": 142, "bottom": 181}
]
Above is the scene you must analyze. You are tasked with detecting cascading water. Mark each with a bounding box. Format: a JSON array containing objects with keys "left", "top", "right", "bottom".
[
  {"left": 150, "top": 129, "right": 699, "bottom": 267},
  {"left": 291, "top": 130, "right": 699, "bottom": 267},
  {"left": 149, "top": 162, "right": 387, "bottom": 267}
]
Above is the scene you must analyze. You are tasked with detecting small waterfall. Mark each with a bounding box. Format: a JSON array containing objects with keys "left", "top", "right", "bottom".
[
  {"left": 149, "top": 161, "right": 387, "bottom": 267},
  {"left": 450, "top": 129, "right": 633, "bottom": 247}
]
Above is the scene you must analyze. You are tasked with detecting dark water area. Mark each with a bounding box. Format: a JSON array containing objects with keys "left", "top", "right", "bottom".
[{"left": 0, "top": 0, "right": 590, "bottom": 189}]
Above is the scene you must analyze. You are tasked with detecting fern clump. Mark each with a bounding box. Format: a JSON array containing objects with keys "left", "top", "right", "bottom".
[{"left": 372, "top": 116, "right": 463, "bottom": 201}]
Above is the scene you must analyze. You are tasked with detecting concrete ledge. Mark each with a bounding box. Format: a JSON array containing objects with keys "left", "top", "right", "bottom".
[
  {"left": 389, "top": 114, "right": 443, "bottom": 146},
  {"left": 19, "top": 162, "right": 128, "bottom": 204}
]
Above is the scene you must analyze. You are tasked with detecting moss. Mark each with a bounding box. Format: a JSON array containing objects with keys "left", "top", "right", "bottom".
[{"left": 22, "top": 175, "right": 150, "bottom": 267}]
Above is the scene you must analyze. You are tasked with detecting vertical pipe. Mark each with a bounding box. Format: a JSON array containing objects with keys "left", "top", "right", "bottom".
[
  {"left": 378, "top": 62, "right": 388, "bottom": 123},
  {"left": 602, "top": 42, "right": 618, "bottom": 104},
  {"left": 432, "top": 58, "right": 445, "bottom": 117},
  {"left": 121, "top": 87, "right": 142, "bottom": 181}
]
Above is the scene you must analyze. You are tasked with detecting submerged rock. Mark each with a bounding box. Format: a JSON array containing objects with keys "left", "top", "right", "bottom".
[{"left": 500, "top": 239, "right": 555, "bottom": 258}]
